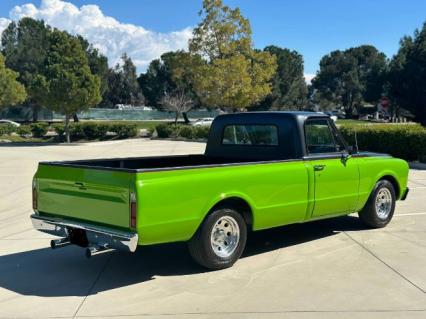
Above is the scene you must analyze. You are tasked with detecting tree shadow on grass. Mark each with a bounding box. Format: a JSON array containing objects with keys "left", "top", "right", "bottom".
[{"left": 0, "top": 215, "right": 366, "bottom": 297}]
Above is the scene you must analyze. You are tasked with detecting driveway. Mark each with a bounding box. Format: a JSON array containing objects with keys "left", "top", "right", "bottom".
[{"left": 0, "top": 139, "right": 425, "bottom": 318}]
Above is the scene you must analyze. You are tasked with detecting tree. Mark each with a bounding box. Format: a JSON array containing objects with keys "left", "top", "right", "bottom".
[
  {"left": 159, "top": 90, "right": 193, "bottom": 124},
  {"left": 387, "top": 22, "right": 426, "bottom": 125},
  {"left": 38, "top": 30, "right": 101, "bottom": 143},
  {"left": 312, "top": 45, "right": 387, "bottom": 117},
  {"left": 121, "top": 53, "right": 144, "bottom": 105},
  {"left": 138, "top": 58, "right": 173, "bottom": 108},
  {"left": 139, "top": 51, "right": 200, "bottom": 122},
  {"left": 77, "top": 35, "right": 109, "bottom": 104},
  {"left": 1, "top": 18, "right": 50, "bottom": 121},
  {"left": 0, "top": 53, "right": 26, "bottom": 108},
  {"left": 188, "top": 0, "right": 277, "bottom": 111},
  {"left": 261, "top": 46, "right": 307, "bottom": 110},
  {"left": 102, "top": 54, "right": 144, "bottom": 107}
]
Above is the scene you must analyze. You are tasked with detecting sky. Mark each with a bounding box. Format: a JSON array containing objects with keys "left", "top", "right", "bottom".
[{"left": 1, "top": 0, "right": 426, "bottom": 81}]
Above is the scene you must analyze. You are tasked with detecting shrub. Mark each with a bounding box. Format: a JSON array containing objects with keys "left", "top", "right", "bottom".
[
  {"left": 155, "top": 123, "right": 174, "bottom": 138},
  {"left": 193, "top": 125, "right": 210, "bottom": 139},
  {"left": 81, "top": 122, "right": 98, "bottom": 140},
  {"left": 70, "top": 123, "right": 85, "bottom": 139},
  {"left": 17, "top": 125, "right": 32, "bottom": 137},
  {"left": 154, "top": 123, "right": 211, "bottom": 140},
  {"left": 111, "top": 123, "right": 138, "bottom": 138},
  {"left": 95, "top": 123, "right": 109, "bottom": 138},
  {"left": 177, "top": 125, "right": 193, "bottom": 139},
  {"left": 53, "top": 124, "right": 65, "bottom": 137},
  {"left": 30, "top": 122, "right": 49, "bottom": 138},
  {"left": 0, "top": 123, "right": 17, "bottom": 136},
  {"left": 339, "top": 124, "right": 426, "bottom": 161}
]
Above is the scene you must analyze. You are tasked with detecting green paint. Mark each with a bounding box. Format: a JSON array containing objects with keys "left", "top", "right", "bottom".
[{"left": 34, "top": 155, "right": 409, "bottom": 246}]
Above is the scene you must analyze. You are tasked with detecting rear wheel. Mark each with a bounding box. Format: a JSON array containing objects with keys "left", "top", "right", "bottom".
[
  {"left": 188, "top": 208, "right": 247, "bottom": 270},
  {"left": 359, "top": 180, "right": 396, "bottom": 228}
]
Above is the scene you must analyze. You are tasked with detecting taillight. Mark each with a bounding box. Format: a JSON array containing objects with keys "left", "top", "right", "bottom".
[
  {"left": 32, "top": 179, "right": 38, "bottom": 211},
  {"left": 130, "top": 192, "right": 137, "bottom": 228}
]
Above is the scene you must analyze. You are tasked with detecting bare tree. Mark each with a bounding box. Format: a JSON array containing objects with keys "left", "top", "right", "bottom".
[{"left": 159, "top": 90, "right": 193, "bottom": 124}]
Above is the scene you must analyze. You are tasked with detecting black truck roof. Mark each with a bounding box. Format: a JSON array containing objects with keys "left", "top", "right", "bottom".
[{"left": 205, "top": 111, "right": 332, "bottom": 160}]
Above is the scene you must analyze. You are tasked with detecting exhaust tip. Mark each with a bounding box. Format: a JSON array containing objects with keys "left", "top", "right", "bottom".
[
  {"left": 51, "top": 238, "right": 71, "bottom": 249},
  {"left": 85, "top": 244, "right": 109, "bottom": 258}
]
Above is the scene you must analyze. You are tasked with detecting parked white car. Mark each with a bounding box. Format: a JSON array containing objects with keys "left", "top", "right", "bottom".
[
  {"left": 191, "top": 118, "right": 214, "bottom": 126},
  {"left": 0, "top": 119, "right": 20, "bottom": 127}
]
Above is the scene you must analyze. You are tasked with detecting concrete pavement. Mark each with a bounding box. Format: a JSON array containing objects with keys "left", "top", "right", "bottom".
[{"left": 0, "top": 139, "right": 425, "bottom": 318}]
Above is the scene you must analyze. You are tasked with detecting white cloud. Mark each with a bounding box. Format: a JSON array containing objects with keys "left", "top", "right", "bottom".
[
  {"left": 304, "top": 73, "right": 316, "bottom": 85},
  {"left": 0, "top": 0, "right": 192, "bottom": 72},
  {"left": 0, "top": 17, "right": 11, "bottom": 34}
]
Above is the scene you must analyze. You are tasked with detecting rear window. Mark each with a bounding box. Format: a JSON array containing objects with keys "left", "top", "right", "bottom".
[{"left": 222, "top": 124, "right": 278, "bottom": 146}]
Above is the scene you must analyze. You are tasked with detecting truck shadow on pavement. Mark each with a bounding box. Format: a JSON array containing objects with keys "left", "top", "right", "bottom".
[{"left": 0, "top": 215, "right": 366, "bottom": 297}]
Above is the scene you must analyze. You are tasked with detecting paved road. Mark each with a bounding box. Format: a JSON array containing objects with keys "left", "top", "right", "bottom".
[{"left": 0, "top": 139, "right": 425, "bottom": 319}]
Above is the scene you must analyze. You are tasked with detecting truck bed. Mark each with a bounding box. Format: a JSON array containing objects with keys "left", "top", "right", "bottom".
[{"left": 41, "top": 154, "right": 266, "bottom": 172}]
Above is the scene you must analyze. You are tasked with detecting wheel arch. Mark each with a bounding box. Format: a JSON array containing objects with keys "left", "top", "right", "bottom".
[
  {"left": 377, "top": 174, "right": 401, "bottom": 199},
  {"left": 190, "top": 195, "right": 255, "bottom": 240},
  {"left": 209, "top": 197, "right": 254, "bottom": 228}
]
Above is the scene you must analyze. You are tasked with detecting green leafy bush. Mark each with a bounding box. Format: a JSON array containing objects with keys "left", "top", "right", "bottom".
[
  {"left": 177, "top": 125, "right": 193, "bottom": 139},
  {"left": 95, "top": 123, "right": 109, "bottom": 137},
  {"left": 52, "top": 122, "right": 138, "bottom": 141},
  {"left": 339, "top": 124, "right": 426, "bottom": 161},
  {"left": 17, "top": 125, "right": 32, "bottom": 137},
  {"left": 70, "top": 123, "right": 85, "bottom": 139},
  {"left": 155, "top": 123, "right": 174, "bottom": 138},
  {"left": 111, "top": 123, "right": 138, "bottom": 138},
  {"left": 81, "top": 122, "right": 96, "bottom": 139},
  {"left": 154, "top": 123, "right": 211, "bottom": 140},
  {"left": 193, "top": 125, "right": 210, "bottom": 139},
  {"left": 53, "top": 124, "right": 65, "bottom": 137},
  {"left": 30, "top": 122, "right": 49, "bottom": 137},
  {"left": 0, "top": 123, "right": 17, "bottom": 135}
]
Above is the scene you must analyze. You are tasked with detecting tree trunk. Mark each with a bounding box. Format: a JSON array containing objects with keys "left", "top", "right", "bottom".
[
  {"left": 182, "top": 112, "right": 190, "bottom": 124},
  {"left": 32, "top": 104, "right": 39, "bottom": 122},
  {"left": 65, "top": 114, "right": 71, "bottom": 144},
  {"left": 73, "top": 113, "right": 79, "bottom": 122},
  {"left": 174, "top": 112, "right": 179, "bottom": 125}
]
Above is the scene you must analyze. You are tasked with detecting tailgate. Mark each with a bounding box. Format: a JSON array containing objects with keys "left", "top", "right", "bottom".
[{"left": 35, "top": 164, "right": 133, "bottom": 229}]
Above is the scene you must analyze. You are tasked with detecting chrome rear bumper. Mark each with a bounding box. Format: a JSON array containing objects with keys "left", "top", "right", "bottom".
[{"left": 31, "top": 213, "right": 138, "bottom": 253}]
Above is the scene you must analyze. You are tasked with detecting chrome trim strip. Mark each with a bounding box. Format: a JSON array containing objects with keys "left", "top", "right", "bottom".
[{"left": 30, "top": 214, "right": 138, "bottom": 252}]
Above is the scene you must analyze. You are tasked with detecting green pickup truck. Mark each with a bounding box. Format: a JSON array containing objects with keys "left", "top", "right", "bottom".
[{"left": 31, "top": 112, "right": 409, "bottom": 269}]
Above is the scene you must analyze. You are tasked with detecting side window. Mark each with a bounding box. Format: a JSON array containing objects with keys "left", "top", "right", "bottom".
[
  {"left": 305, "top": 119, "right": 344, "bottom": 154},
  {"left": 222, "top": 125, "right": 278, "bottom": 146}
]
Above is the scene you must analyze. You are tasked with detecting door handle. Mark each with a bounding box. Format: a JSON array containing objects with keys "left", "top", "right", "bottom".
[{"left": 314, "top": 164, "right": 326, "bottom": 171}]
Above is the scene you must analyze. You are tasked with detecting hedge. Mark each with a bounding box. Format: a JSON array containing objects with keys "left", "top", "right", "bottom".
[
  {"left": 0, "top": 123, "right": 16, "bottom": 135},
  {"left": 155, "top": 123, "right": 210, "bottom": 140},
  {"left": 30, "top": 123, "right": 49, "bottom": 137},
  {"left": 16, "top": 125, "right": 32, "bottom": 136},
  {"left": 339, "top": 124, "right": 426, "bottom": 161},
  {"left": 53, "top": 122, "right": 138, "bottom": 140}
]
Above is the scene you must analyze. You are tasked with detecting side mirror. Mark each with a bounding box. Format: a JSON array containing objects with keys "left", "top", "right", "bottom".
[{"left": 347, "top": 145, "right": 358, "bottom": 154}]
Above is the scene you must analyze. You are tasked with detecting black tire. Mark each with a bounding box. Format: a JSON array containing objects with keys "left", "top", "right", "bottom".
[
  {"left": 188, "top": 208, "right": 247, "bottom": 270},
  {"left": 358, "top": 180, "right": 396, "bottom": 228}
]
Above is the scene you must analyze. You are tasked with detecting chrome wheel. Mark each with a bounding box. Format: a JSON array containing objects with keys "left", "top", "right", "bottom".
[
  {"left": 375, "top": 188, "right": 393, "bottom": 219},
  {"left": 210, "top": 216, "right": 240, "bottom": 258}
]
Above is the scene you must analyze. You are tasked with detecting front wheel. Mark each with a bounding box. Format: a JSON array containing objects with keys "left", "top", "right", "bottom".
[
  {"left": 188, "top": 208, "right": 247, "bottom": 270},
  {"left": 359, "top": 180, "right": 396, "bottom": 228}
]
